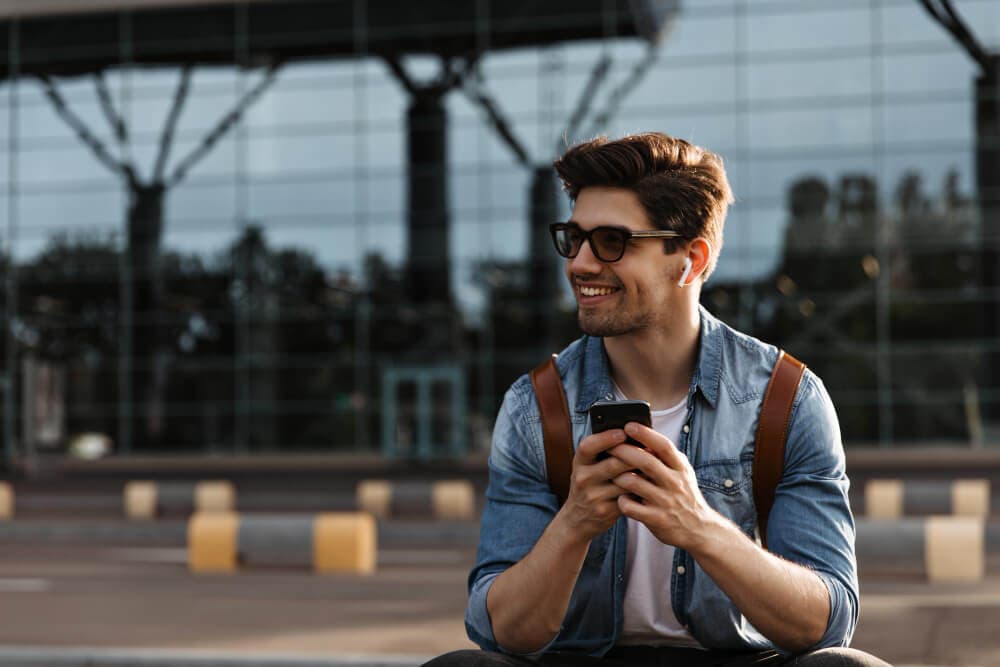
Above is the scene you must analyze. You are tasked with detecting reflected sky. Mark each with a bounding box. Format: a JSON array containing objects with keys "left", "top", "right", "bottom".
[{"left": 1, "top": 0, "right": 998, "bottom": 316}]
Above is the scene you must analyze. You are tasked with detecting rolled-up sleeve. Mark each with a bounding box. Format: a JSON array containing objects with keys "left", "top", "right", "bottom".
[
  {"left": 766, "top": 371, "right": 859, "bottom": 649},
  {"left": 465, "top": 382, "right": 562, "bottom": 652}
]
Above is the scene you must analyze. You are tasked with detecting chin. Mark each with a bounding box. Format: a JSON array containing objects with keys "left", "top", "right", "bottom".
[{"left": 578, "top": 315, "right": 635, "bottom": 338}]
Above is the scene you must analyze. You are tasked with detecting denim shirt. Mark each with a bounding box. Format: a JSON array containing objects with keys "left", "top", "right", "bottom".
[{"left": 466, "top": 306, "right": 858, "bottom": 656}]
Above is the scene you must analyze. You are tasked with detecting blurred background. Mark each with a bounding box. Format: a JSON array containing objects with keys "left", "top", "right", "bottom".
[{"left": 0, "top": 0, "right": 999, "bottom": 665}]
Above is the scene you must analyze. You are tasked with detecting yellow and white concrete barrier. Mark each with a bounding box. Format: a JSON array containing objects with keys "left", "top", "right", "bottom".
[
  {"left": 356, "top": 480, "right": 393, "bottom": 518},
  {"left": 951, "top": 479, "right": 990, "bottom": 516},
  {"left": 314, "top": 513, "right": 377, "bottom": 574},
  {"left": 357, "top": 479, "right": 475, "bottom": 520},
  {"left": 125, "top": 480, "right": 236, "bottom": 519},
  {"left": 864, "top": 479, "right": 990, "bottom": 518},
  {"left": 188, "top": 511, "right": 239, "bottom": 573},
  {"left": 187, "top": 512, "right": 376, "bottom": 574},
  {"left": 925, "top": 517, "right": 984, "bottom": 582},
  {"left": 857, "top": 516, "right": 986, "bottom": 582},
  {"left": 0, "top": 482, "right": 13, "bottom": 520}
]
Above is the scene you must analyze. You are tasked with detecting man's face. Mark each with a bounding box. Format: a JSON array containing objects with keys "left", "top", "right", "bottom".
[{"left": 565, "top": 186, "right": 687, "bottom": 338}]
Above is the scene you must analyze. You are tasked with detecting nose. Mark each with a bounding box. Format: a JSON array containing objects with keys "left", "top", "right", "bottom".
[{"left": 568, "top": 237, "right": 604, "bottom": 274}]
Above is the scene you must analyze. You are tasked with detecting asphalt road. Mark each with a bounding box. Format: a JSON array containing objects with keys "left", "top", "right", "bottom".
[
  {"left": 7, "top": 451, "right": 1000, "bottom": 665},
  {"left": 2, "top": 543, "right": 1000, "bottom": 665},
  {"left": 0, "top": 543, "right": 476, "bottom": 659}
]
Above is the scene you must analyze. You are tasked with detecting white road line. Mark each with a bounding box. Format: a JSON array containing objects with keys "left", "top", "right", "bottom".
[
  {"left": 0, "top": 578, "right": 50, "bottom": 592},
  {"left": 0, "top": 645, "right": 427, "bottom": 665},
  {"left": 106, "top": 548, "right": 188, "bottom": 563},
  {"left": 108, "top": 547, "right": 471, "bottom": 567},
  {"left": 378, "top": 549, "right": 471, "bottom": 566},
  {"left": 864, "top": 592, "right": 1000, "bottom": 609}
]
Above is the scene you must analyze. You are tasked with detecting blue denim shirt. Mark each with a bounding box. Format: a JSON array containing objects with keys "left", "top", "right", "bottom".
[{"left": 466, "top": 306, "right": 857, "bottom": 656}]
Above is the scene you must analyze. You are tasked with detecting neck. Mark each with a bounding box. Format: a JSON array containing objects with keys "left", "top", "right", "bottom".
[{"left": 603, "top": 301, "right": 701, "bottom": 411}]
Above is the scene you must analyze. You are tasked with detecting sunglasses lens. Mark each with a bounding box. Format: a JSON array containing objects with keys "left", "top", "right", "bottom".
[
  {"left": 592, "top": 228, "right": 627, "bottom": 262},
  {"left": 553, "top": 225, "right": 582, "bottom": 258}
]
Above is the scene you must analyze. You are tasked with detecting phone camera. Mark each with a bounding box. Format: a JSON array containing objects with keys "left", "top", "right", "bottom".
[{"left": 594, "top": 414, "right": 604, "bottom": 422}]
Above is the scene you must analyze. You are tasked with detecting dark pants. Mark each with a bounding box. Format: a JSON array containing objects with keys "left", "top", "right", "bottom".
[{"left": 423, "top": 646, "right": 891, "bottom": 667}]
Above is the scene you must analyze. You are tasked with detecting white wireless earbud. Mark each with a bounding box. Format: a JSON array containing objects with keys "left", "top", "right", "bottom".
[{"left": 677, "top": 257, "right": 693, "bottom": 287}]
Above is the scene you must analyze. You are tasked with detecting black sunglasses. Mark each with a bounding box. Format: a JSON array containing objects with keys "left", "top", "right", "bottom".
[{"left": 549, "top": 222, "right": 683, "bottom": 263}]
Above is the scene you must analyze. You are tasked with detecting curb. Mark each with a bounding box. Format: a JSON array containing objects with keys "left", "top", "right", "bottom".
[
  {"left": 0, "top": 521, "right": 187, "bottom": 544},
  {"left": 0, "top": 647, "right": 976, "bottom": 667},
  {"left": 0, "top": 519, "right": 478, "bottom": 548},
  {"left": 0, "top": 647, "right": 429, "bottom": 667},
  {"left": 12, "top": 492, "right": 482, "bottom": 519},
  {"left": 856, "top": 517, "right": 1000, "bottom": 581},
  {"left": 863, "top": 479, "right": 990, "bottom": 518}
]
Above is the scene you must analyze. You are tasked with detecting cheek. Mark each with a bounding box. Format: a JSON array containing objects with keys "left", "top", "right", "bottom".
[
  {"left": 653, "top": 266, "right": 678, "bottom": 296},
  {"left": 631, "top": 271, "right": 666, "bottom": 299}
]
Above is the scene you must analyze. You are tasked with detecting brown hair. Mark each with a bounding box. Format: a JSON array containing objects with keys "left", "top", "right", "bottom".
[{"left": 552, "top": 132, "right": 734, "bottom": 279}]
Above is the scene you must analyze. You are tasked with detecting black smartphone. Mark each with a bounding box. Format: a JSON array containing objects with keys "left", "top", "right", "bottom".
[{"left": 589, "top": 399, "right": 652, "bottom": 460}]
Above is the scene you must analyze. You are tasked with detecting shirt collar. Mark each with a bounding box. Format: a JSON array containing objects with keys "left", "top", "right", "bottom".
[{"left": 575, "top": 304, "right": 722, "bottom": 414}]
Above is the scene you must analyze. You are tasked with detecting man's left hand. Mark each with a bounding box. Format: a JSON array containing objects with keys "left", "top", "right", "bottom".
[{"left": 610, "top": 422, "right": 722, "bottom": 552}]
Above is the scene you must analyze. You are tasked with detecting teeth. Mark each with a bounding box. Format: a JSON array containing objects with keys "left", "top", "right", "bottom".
[{"left": 580, "top": 286, "right": 615, "bottom": 297}]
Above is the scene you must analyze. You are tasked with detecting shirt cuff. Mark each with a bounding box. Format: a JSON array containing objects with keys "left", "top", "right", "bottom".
[
  {"left": 466, "top": 572, "right": 562, "bottom": 657},
  {"left": 813, "top": 570, "right": 857, "bottom": 649}
]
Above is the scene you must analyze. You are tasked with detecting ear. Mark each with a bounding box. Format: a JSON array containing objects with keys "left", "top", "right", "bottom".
[{"left": 683, "top": 238, "right": 712, "bottom": 284}]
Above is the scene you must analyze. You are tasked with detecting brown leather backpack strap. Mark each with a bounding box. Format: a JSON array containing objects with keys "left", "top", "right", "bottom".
[
  {"left": 530, "top": 354, "right": 575, "bottom": 506},
  {"left": 753, "top": 350, "right": 807, "bottom": 551}
]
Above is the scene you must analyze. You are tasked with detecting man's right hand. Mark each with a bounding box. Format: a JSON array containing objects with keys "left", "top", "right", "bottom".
[
  {"left": 559, "top": 428, "right": 634, "bottom": 543},
  {"left": 486, "top": 426, "right": 634, "bottom": 653}
]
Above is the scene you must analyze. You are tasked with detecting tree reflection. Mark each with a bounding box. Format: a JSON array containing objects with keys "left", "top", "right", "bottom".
[
  {"left": 5, "top": 163, "right": 991, "bottom": 453},
  {"left": 10, "top": 226, "right": 361, "bottom": 453},
  {"left": 35, "top": 64, "right": 281, "bottom": 450},
  {"left": 706, "top": 168, "right": 980, "bottom": 444}
]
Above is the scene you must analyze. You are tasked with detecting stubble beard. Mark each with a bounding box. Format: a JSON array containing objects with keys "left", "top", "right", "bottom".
[{"left": 577, "top": 303, "right": 652, "bottom": 338}]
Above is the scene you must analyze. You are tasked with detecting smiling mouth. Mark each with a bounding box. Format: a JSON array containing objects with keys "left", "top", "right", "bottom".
[{"left": 578, "top": 285, "right": 619, "bottom": 297}]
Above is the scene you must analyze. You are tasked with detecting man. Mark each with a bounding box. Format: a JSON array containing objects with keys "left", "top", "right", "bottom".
[{"left": 428, "top": 133, "right": 887, "bottom": 666}]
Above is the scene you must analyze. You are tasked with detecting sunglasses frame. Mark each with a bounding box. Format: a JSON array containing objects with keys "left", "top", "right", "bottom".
[{"left": 549, "top": 222, "right": 684, "bottom": 263}]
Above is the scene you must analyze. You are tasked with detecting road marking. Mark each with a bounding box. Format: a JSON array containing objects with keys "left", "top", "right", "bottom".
[
  {"left": 108, "top": 548, "right": 188, "bottom": 563},
  {"left": 0, "top": 578, "right": 50, "bottom": 592},
  {"left": 0, "top": 646, "right": 430, "bottom": 665},
  {"left": 108, "top": 547, "right": 473, "bottom": 567},
  {"left": 378, "top": 549, "right": 472, "bottom": 566},
  {"left": 864, "top": 592, "right": 1000, "bottom": 609},
  {"left": 110, "top": 548, "right": 472, "bottom": 566}
]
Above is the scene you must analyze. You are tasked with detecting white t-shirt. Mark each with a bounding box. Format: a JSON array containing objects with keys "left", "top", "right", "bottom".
[{"left": 614, "top": 385, "right": 703, "bottom": 648}]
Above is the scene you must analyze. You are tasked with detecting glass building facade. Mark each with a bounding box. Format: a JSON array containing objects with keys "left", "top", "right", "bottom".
[{"left": 0, "top": 0, "right": 998, "bottom": 460}]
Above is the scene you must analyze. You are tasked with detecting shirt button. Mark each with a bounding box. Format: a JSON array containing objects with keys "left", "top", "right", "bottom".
[
  {"left": 682, "top": 424, "right": 690, "bottom": 434},
  {"left": 724, "top": 479, "right": 734, "bottom": 489},
  {"left": 676, "top": 565, "right": 686, "bottom": 575}
]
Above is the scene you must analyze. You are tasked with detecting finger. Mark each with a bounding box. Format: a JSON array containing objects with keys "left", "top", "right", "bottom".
[
  {"left": 577, "top": 429, "right": 627, "bottom": 463},
  {"left": 571, "top": 458, "right": 631, "bottom": 494},
  {"left": 578, "top": 459, "right": 632, "bottom": 489},
  {"left": 617, "top": 493, "right": 658, "bottom": 525},
  {"left": 613, "top": 470, "right": 665, "bottom": 501},
  {"left": 594, "top": 454, "right": 636, "bottom": 481},
  {"left": 595, "top": 481, "right": 630, "bottom": 501},
  {"left": 607, "top": 443, "right": 669, "bottom": 484},
  {"left": 624, "top": 423, "right": 688, "bottom": 471},
  {"left": 572, "top": 480, "right": 628, "bottom": 506}
]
